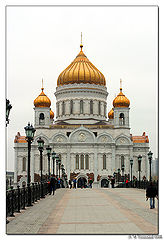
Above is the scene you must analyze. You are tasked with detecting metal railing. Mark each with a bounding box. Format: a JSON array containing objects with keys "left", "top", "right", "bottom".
[
  {"left": 6, "top": 182, "right": 49, "bottom": 219},
  {"left": 116, "top": 180, "right": 158, "bottom": 189}
]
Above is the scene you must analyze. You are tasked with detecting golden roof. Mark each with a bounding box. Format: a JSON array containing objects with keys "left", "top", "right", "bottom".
[
  {"left": 113, "top": 82, "right": 130, "bottom": 108},
  {"left": 57, "top": 44, "right": 106, "bottom": 86},
  {"left": 50, "top": 109, "right": 54, "bottom": 119},
  {"left": 34, "top": 86, "right": 51, "bottom": 108},
  {"left": 108, "top": 108, "right": 114, "bottom": 119}
]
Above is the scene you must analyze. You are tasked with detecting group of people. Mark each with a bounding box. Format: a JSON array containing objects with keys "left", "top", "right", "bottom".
[
  {"left": 47, "top": 175, "right": 63, "bottom": 195},
  {"left": 68, "top": 178, "right": 93, "bottom": 189}
]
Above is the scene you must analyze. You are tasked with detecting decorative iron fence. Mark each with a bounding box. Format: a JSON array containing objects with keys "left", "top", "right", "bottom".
[
  {"left": 116, "top": 180, "right": 158, "bottom": 190},
  {"left": 6, "top": 182, "right": 49, "bottom": 219}
]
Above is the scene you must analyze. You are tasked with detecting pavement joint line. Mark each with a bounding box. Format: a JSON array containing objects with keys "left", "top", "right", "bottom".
[{"left": 97, "top": 189, "right": 158, "bottom": 234}]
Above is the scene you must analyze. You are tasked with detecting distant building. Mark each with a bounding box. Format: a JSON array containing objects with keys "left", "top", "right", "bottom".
[
  {"left": 152, "top": 158, "right": 158, "bottom": 180},
  {"left": 6, "top": 171, "right": 14, "bottom": 189}
]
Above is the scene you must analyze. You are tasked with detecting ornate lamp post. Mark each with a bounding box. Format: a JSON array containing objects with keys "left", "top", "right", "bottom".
[
  {"left": 138, "top": 155, "right": 142, "bottom": 188},
  {"left": 46, "top": 145, "right": 52, "bottom": 179},
  {"left": 58, "top": 158, "right": 61, "bottom": 178},
  {"left": 118, "top": 168, "right": 120, "bottom": 183},
  {"left": 148, "top": 151, "right": 153, "bottom": 182},
  {"left": 52, "top": 151, "right": 56, "bottom": 176},
  {"left": 37, "top": 137, "right": 44, "bottom": 198},
  {"left": 55, "top": 155, "right": 59, "bottom": 177},
  {"left": 121, "top": 164, "right": 125, "bottom": 182},
  {"left": 130, "top": 159, "right": 133, "bottom": 186},
  {"left": 24, "top": 123, "right": 36, "bottom": 206},
  {"left": 6, "top": 99, "right": 12, "bottom": 126}
]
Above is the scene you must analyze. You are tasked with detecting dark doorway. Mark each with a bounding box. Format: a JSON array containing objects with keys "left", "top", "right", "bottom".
[
  {"left": 77, "top": 177, "right": 87, "bottom": 188},
  {"left": 101, "top": 179, "right": 109, "bottom": 188}
]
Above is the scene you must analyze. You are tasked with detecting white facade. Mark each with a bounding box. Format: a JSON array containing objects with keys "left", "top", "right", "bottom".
[{"left": 14, "top": 82, "right": 149, "bottom": 187}]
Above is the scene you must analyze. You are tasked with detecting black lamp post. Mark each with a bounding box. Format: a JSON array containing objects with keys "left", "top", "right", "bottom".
[
  {"left": 138, "top": 155, "right": 142, "bottom": 188},
  {"left": 37, "top": 137, "right": 44, "bottom": 198},
  {"left": 58, "top": 158, "right": 61, "bottom": 178},
  {"left": 118, "top": 168, "right": 120, "bottom": 183},
  {"left": 148, "top": 151, "right": 153, "bottom": 182},
  {"left": 6, "top": 99, "right": 12, "bottom": 126},
  {"left": 130, "top": 159, "right": 133, "bottom": 186},
  {"left": 121, "top": 164, "right": 125, "bottom": 182},
  {"left": 52, "top": 151, "right": 56, "bottom": 176},
  {"left": 55, "top": 155, "right": 59, "bottom": 177},
  {"left": 24, "top": 123, "right": 36, "bottom": 206},
  {"left": 46, "top": 145, "right": 52, "bottom": 179}
]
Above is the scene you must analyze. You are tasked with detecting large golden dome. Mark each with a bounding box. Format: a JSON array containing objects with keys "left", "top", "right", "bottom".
[
  {"left": 34, "top": 87, "right": 51, "bottom": 108},
  {"left": 113, "top": 87, "right": 130, "bottom": 108},
  {"left": 57, "top": 45, "right": 106, "bottom": 86}
]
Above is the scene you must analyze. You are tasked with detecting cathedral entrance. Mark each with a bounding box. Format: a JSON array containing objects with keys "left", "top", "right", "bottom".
[
  {"left": 101, "top": 179, "right": 109, "bottom": 188},
  {"left": 77, "top": 177, "right": 87, "bottom": 188}
]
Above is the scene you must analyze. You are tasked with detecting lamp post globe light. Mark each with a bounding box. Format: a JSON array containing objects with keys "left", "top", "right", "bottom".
[
  {"left": 130, "top": 159, "right": 133, "bottom": 186},
  {"left": 52, "top": 151, "right": 56, "bottom": 176},
  {"left": 46, "top": 145, "right": 52, "bottom": 179},
  {"left": 37, "top": 137, "right": 44, "bottom": 198},
  {"left": 148, "top": 151, "right": 153, "bottom": 182},
  {"left": 138, "top": 155, "right": 142, "bottom": 188},
  {"left": 24, "top": 123, "right": 36, "bottom": 206},
  {"left": 6, "top": 99, "right": 12, "bottom": 126}
]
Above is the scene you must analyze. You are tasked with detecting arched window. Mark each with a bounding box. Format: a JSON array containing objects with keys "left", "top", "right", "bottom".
[
  {"left": 62, "top": 101, "right": 65, "bottom": 115},
  {"left": 85, "top": 154, "right": 89, "bottom": 169},
  {"left": 121, "top": 155, "right": 124, "bottom": 168},
  {"left": 98, "top": 101, "right": 101, "bottom": 115},
  {"left": 119, "top": 113, "right": 125, "bottom": 125},
  {"left": 90, "top": 100, "right": 93, "bottom": 114},
  {"left": 70, "top": 100, "right": 73, "bottom": 114},
  {"left": 80, "top": 154, "right": 84, "bottom": 169},
  {"left": 39, "top": 113, "right": 45, "bottom": 125},
  {"left": 75, "top": 155, "right": 79, "bottom": 169},
  {"left": 103, "top": 154, "right": 106, "bottom": 169},
  {"left": 80, "top": 100, "right": 83, "bottom": 114},
  {"left": 22, "top": 157, "right": 26, "bottom": 171}
]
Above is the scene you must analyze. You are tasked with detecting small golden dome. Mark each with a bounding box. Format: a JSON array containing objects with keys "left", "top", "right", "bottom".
[
  {"left": 57, "top": 44, "right": 106, "bottom": 86},
  {"left": 113, "top": 87, "right": 130, "bottom": 108},
  {"left": 50, "top": 109, "right": 54, "bottom": 119},
  {"left": 34, "top": 87, "right": 51, "bottom": 108},
  {"left": 108, "top": 108, "right": 114, "bottom": 119}
]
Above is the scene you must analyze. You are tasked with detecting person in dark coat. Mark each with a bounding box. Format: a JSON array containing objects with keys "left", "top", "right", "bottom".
[
  {"left": 69, "top": 179, "right": 72, "bottom": 189},
  {"left": 73, "top": 178, "right": 77, "bottom": 189},
  {"left": 50, "top": 176, "right": 56, "bottom": 195},
  {"left": 146, "top": 181, "right": 158, "bottom": 209},
  {"left": 111, "top": 178, "right": 115, "bottom": 188}
]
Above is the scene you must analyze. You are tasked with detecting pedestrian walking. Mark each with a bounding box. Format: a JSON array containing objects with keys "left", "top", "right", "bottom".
[
  {"left": 146, "top": 181, "right": 158, "bottom": 209},
  {"left": 111, "top": 178, "right": 115, "bottom": 188},
  {"left": 89, "top": 178, "right": 93, "bottom": 188},
  {"left": 69, "top": 179, "right": 72, "bottom": 189},
  {"left": 50, "top": 176, "right": 56, "bottom": 195},
  {"left": 73, "top": 178, "right": 77, "bottom": 189}
]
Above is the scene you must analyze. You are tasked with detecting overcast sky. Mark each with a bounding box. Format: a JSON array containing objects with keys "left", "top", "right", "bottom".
[{"left": 6, "top": 6, "right": 158, "bottom": 171}]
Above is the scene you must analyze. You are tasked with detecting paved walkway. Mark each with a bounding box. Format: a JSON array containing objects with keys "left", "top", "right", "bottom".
[{"left": 6, "top": 188, "right": 158, "bottom": 234}]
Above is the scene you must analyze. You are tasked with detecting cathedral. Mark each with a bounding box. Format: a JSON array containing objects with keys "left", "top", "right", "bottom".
[{"left": 14, "top": 40, "right": 150, "bottom": 188}]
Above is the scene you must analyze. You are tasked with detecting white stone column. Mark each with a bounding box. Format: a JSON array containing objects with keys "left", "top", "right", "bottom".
[
  {"left": 31, "top": 145, "right": 35, "bottom": 182},
  {"left": 94, "top": 145, "right": 98, "bottom": 182},
  {"left": 67, "top": 146, "right": 71, "bottom": 180},
  {"left": 14, "top": 145, "right": 18, "bottom": 184}
]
